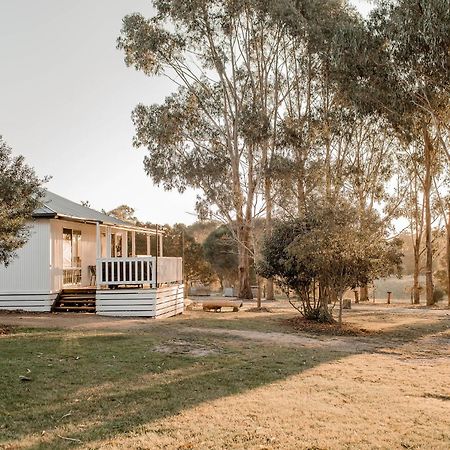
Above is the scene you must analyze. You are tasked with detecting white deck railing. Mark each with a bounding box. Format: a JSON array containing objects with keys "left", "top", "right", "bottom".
[
  {"left": 155, "top": 257, "right": 183, "bottom": 284},
  {"left": 96, "top": 256, "right": 182, "bottom": 287}
]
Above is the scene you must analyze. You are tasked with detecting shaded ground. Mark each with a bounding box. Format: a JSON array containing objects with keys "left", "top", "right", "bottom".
[{"left": 0, "top": 301, "right": 449, "bottom": 449}]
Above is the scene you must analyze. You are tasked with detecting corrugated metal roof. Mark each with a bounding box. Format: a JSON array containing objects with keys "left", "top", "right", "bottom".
[{"left": 33, "top": 191, "right": 133, "bottom": 227}]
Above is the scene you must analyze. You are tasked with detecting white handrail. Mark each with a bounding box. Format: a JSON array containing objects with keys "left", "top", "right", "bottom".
[{"left": 96, "top": 256, "right": 182, "bottom": 287}]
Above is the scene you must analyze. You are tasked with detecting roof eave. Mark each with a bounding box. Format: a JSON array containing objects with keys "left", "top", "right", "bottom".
[{"left": 47, "top": 214, "right": 162, "bottom": 234}]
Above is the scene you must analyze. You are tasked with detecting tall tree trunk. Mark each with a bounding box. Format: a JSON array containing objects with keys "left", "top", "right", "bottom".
[
  {"left": 357, "top": 193, "right": 369, "bottom": 301},
  {"left": 324, "top": 131, "right": 332, "bottom": 201},
  {"left": 237, "top": 221, "right": 253, "bottom": 299},
  {"left": 264, "top": 176, "right": 274, "bottom": 301},
  {"left": 233, "top": 132, "right": 254, "bottom": 300},
  {"left": 256, "top": 276, "right": 262, "bottom": 309},
  {"left": 359, "top": 285, "right": 369, "bottom": 302},
  {"left": 447, "top": 209, "right": 450, "bottom": 307},
  {"left": 423, "top": 126, "right": 434, "bottom": 306},
  {"left": 413, "top": 251, "right": 421, "bottom": 304},
  {"left": 318, "top": 284, "right": 333, "bottom": 323}
]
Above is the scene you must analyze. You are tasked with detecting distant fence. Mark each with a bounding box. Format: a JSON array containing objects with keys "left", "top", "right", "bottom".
[{"left": 343, "top": 276, "right": 426, "bottom": 302}]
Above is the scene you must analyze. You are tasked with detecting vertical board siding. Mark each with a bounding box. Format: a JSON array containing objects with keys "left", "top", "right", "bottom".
[
  {"left": 155, "top": 284, "right": 184, "bottom": 318},
  {"left": 0, "top": 220, "right": 51, "bottom": 293}
]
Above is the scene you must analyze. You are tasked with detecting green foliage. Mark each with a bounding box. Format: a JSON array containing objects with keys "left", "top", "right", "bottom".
[
  {"left": 163, "top": 223, "right": 214, "bottom": 285},
  {"left": 432, "top": 286, "right": 445, "bottom": 303},
  {"left": 117, "top": 0, "right": 448, "bottom": 303},
  {"left": 203, "top": 225, "right": 239, "bottom": 287},
  {"left": 117, "top": 0, "right": 366, "bottom": 300},
  {"left": 107, "top": 205, "right": 137, "bottom": 223},
  {"left": 435, "top": 267, "right": 448, "bottom": 294},
  {"left": 258, "top": 201, "right": 403, "bottom": 321},
  {"left": 0, "top": 136, "right": 46, "bottom": 266},
  {"left": 332, "top": 0, "right": 449, "bottom": 136}
]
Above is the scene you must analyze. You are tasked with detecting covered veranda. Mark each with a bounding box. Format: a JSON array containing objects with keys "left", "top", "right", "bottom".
[{"left": 94, "top": 222, "right": 182, "bottom": 290}]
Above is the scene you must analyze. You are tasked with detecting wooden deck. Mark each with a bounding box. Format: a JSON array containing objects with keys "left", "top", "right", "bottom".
[
  {"left": 52, "top": 288, "right": 96, "bottom": 313},
  {"left": 96, "top": 284, "right": 184, "bottom": 317}
]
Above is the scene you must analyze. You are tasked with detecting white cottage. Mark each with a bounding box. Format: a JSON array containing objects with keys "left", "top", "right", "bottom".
[{"left": 0, "top": 191, "right": 184, "bottom": 317}]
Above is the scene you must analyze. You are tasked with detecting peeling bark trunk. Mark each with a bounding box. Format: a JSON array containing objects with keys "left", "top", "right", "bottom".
[
  {"left": 256, "top": 276, "right": 262, "bottom": 309},
  {"left": 359, "top": 285, "right": 369, "bottom": 302},
  {"left": 264, "top": 176, "right": 274, "bottom": 301},
  {"left": 423, "top": 127, "right": 434, "bottom": 306},
  {"left": 237, "top": 221, "right": 253, "bottom": 299},
  {"left": 297, "top": 156, "right": 306, "bottom": 215},
  {"left": 413, "top": 251, "right": 421, "bottom": 304},
  {"left": 447, "top": 210, "right": 450, "bottom": 307}
]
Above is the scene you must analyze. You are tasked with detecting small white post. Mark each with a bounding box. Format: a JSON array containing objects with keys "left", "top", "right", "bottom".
[
  {"left": 96, "top": 223, "right": 101, "bottom": 259},
  {"left": 96, "top": 223, "right": 101, "bottom": 289},
  {"left": 159, "top": 233, "right": 163, "bottom": 257},
  {"left": 106, "top": 227, "right": 111, "bottom": 258},
  {"left": 131, "top": 231, "right": 136, "bottom": 256},
  {"left": 146, "top": 234, "right": 151, "bottom": 256},
  {"left": 123, "top": 231, "right": 128, "bottom": 257},
  {"left": 114, "top": 232, "right": 119, "bottom": 257}
]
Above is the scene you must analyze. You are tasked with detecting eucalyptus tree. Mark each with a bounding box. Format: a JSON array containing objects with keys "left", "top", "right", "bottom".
[
  {"left": 433, "top": 156, "right": 450, "bottom": 305},
  {"left": 0, "top": 136, "right": 46, "bottom": 266},
  {"left": 269, "top": 0, "right": 361, "bottom": 212},
  {"left": 339, "top": 116, "right": 398, "bottom": 300},
  {"left": 331, "top": 0, "right": 449, "bottom": 306},
  {"left": 398, "top": 145, "right": 426, "bottom": 304},
  {"left": 118, "top": 0, "right": 295, "bottom": 298},
  {"left": 203, "top": 225, "right": 239, "bottom": 290},
  {"left": 107, "top": 205, "right": 138, "bottom": 224}
]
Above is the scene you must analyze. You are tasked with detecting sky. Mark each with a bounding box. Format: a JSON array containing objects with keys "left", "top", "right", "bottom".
[{"left": 0, "top": 0, "right": 373, "bottom": 225}]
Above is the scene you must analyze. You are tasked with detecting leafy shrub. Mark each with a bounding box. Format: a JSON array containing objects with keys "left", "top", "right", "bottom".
[
  {"left": 258, "top": 201, "right": 403, "bottom": 323},
  {"left": 433, "top": 287, "right": 445, "bottom": 304}
]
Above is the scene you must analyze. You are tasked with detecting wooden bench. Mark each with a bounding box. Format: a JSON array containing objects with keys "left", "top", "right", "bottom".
[{"left": 202, "top": 300, "right": 243, "bottom": 312}]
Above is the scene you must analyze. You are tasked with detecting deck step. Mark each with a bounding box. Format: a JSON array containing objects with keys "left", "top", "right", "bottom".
[
  {"left": 52, "top": 289, "right": 97, "bottom": 313},
  {"left": 59, "top": 298, "right": 95, "bottom": 305},
  {"left": 53, "top": 306, "right": 96, "bottom": 311},
  {"left": 61, "top": 290, "right": 96, "bottom": 295}
]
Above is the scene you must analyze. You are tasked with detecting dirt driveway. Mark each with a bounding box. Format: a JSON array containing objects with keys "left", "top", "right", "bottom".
[{"left": 0, "top": 299, "right": 448, "bottom": 330}]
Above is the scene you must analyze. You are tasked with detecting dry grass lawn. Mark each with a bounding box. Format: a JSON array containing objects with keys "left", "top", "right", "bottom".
[{"left": 0, "top": 301, "right": 449, "bottom": 449}]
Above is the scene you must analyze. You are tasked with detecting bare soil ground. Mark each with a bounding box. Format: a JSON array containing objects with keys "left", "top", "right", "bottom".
[{"left": 0, "top": 300, "right": 449, "bottom": 449}]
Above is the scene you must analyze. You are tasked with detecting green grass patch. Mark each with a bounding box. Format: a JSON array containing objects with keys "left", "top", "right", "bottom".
[
  {"left": 177, "top": 311, "right": 296, "bottom": 333},
  {"left": 0, "top": 325, "right": 342, "bottom": 449}
]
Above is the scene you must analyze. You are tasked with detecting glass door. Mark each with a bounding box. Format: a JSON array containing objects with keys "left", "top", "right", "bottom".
[{"left": 63, "top": 228, "right": 82, "bottom": 286}]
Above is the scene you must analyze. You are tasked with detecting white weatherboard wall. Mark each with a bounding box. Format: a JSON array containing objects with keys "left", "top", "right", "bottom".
[
  {"left": 155, "top": 285, "right": 185, "bottom": 318},
  {"left": 0, "top": 220, "right": 54, "bottom": 311},
  {"left": 96, "top": 284, "right": 184, "bottom": 318}
]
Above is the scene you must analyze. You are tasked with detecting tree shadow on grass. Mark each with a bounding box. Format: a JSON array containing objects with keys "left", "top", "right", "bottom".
[
  {"left": 374, "top": 316, "right": 449, "bottom": 342},
  {"left": 167, "top": 308, "right": 450, "bottom": 343},
  {"left": 1, "top": 328, "right": 344, "bottom": 449},
  {"left": 1, "top": 312, "right": 448, "bottom": 449}
]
